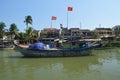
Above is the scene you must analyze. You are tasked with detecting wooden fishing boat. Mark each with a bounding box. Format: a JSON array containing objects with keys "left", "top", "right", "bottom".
[{"left": 14, "top": 40, "right": 95, "bottom": 57}]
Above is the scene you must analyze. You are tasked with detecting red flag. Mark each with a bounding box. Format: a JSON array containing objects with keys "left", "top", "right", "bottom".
[
  {"left": 68, "top": 7, "right": 73, "bottom": 11},
  {"left": 51, "top": 16, "right": 57, "bottom": 20}
]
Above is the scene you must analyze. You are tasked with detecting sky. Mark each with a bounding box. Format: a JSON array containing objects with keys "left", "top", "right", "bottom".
[{"left": 1, "top": 0, "right": 120, "bottom": 32}]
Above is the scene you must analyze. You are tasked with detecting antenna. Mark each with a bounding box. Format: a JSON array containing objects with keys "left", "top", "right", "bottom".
[
  {"left": 99, "top": 24, "right": 101, "bottom": 28},
  {"left": 80, "top": 22, "right": 82, "bottom": 29}
]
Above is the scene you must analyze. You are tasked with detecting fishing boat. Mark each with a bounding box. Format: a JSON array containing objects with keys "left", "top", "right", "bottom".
[
  {"left": 0, "top": 40, "right": 15, "bottom": 49},
  {"left": 14, "top": 39, "right": 98, "bottom": 57}
]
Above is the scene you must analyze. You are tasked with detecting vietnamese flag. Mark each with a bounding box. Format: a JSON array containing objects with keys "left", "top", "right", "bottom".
[
  {"left": 51, "top": 16, "right": 57, "bottom": 20},
  {"left": 68, "top": 6, "right": 73, "bottom": 11}
]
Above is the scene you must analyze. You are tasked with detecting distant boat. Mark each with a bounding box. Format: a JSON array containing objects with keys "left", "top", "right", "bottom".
[
  {"left": 0, "top": 40, "right": 14, "bottom": 49},
  {"left": 14, "top": 39, "right": 97, "bottom": 57}
]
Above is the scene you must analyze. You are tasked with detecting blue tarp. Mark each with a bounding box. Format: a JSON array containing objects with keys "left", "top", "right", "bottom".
[{"left": 29, "top": 42, "right": 45, "bottom": 50}]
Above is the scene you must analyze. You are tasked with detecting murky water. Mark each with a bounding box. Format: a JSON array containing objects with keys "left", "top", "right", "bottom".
[{"left": 0, "top": 48, "right": 120, "bottom": 80}]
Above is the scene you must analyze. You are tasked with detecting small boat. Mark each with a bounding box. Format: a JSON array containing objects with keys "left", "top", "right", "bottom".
[
  {"left": 14, "top": 40, "right": 96, "bottom": 57},
  {"left": 0, "top": 40, "right": 15, "bottom": 49}
]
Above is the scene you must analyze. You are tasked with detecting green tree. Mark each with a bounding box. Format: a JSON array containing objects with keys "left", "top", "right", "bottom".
[
  {"left": 9, "top": 23, "right": 19, "bottom": 40},
  {"left": 25, "top": 27, "right": 37, "bottom": 43},
  {"left": 26, "top": 27, "right": 35, "bottom": 38},
  {"left": 24, "top": 15, "right": 32, "bottom": 29},
  {"left": 0, "top": 22, "right": 6, "bottom": 38},
  {"left": 17, "top": 32, "right": 26, "bottom": 39},
  {"left": 113, "top": 25, "right": 120, "bottom": 36}
]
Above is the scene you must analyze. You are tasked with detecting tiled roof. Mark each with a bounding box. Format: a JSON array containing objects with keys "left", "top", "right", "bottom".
[
  {"left": 96, "top": 28, "right": 112, "bottom": 30},
  {"left": 44, "top": 28, "right": 57, "bottom": 31}
]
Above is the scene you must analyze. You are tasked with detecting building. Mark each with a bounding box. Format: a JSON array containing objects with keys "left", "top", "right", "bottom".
[
  {"left": 34, "top": 27, "right": 114, "bottom": 40},
  {"left": 80, "top": 29, "right": 97, "bottom": 39},
  {"left": 61, "top": 27, "right": 70, "bottom": 37},
  {"left": 80, "top": 29, "right": 91, "bottom": 36},
  {"left": 42, "top": 28, "right": 59, "bottom": 38},
  {"left": 95, "top": 28, "right": 113, "bottom": 38},
  {"left": 69, "top": 28, "right": 80, "bottom": 36},
  {"left": 38, "top": 27, "right": 93, "bottom": 39}
]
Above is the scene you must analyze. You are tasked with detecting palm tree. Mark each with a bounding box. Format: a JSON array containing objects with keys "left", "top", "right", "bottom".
[
  {"left": 17, "top": 32, "right": 26, "bottom": 39},
  {"left": 25, "top": 27, "right": 37, "bottom": 44},
  {"left": 0, "top": 22, "right": 6, "bottom": 38},
  {"left": 24, "top": 15, "right": 33, "bottom": 29},
  {"left": 9, "top": 23, "right": 19, "bottom": 40},
  {"left": 26, "top": 27, "right": 33, "bottom": 37}
]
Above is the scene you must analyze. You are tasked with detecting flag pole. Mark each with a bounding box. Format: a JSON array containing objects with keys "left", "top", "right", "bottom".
[
  {"left": 67, "top": 6, "right": 73, "bottom": 28},
  {"left": 51, "top": 20, "right": 52, "bottom": 28},
  {"left": 67, "top": 11, "right": 68, "bottom": 28},
  {"left": 59, "top": 27, "right": 61, "bottom": 39},
  {"left": 67, "top": 6, "right": 73, "bottom": 49}
]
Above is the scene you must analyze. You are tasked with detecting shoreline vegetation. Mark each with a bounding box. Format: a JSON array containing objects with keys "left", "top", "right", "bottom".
[
  {"left": 105, "top": 41, "right": 120, "bottom": 47},
  {"left": 94, "top": 41, "right": 120, "bottom": 50}
]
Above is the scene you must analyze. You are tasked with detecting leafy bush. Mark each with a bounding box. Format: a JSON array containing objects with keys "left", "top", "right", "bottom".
[{"left": 106, "top": 42, "right": 120, "bottom": 47}]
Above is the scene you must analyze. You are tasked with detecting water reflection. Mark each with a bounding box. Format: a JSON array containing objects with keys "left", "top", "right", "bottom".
[{"left": 0, "top": 48, "right": 120, "bottom": 80}]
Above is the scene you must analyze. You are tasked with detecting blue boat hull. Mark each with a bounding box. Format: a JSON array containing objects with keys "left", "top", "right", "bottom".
[{"left": 15, "top": 44, "right": 92, "bottom": 57}]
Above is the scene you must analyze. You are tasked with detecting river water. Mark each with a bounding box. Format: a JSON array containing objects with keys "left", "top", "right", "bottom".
[{"left": 0, "top": 48, "right": 120, "bottom": 80}]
